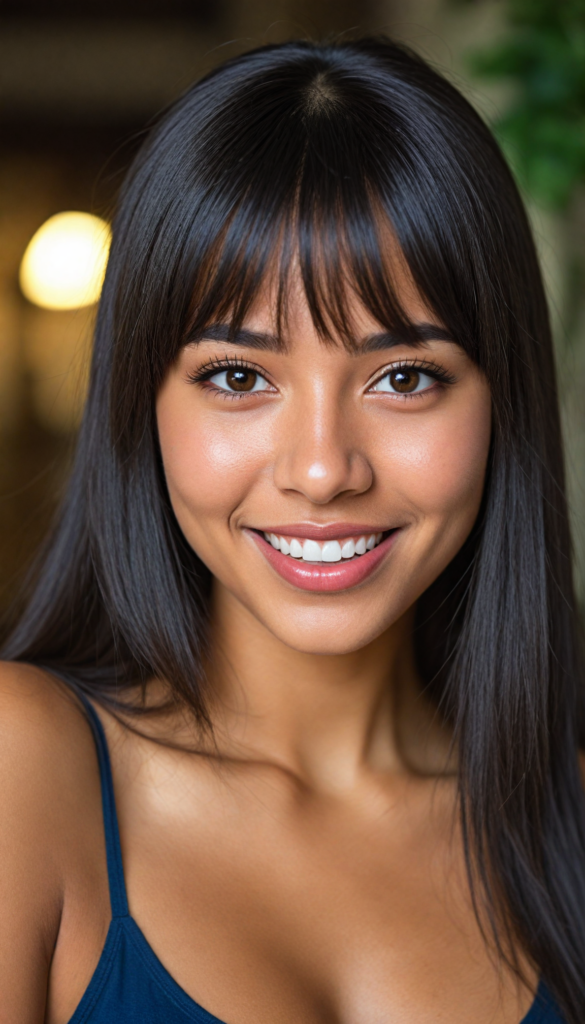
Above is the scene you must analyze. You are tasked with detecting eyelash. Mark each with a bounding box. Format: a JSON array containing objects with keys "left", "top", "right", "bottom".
[
  {"left": 186, "top": 357, "right": 274, "bottom": 399},
  {"left": 186, "top": 357, "right": 457, "bottom": 398},
  {"left": 369, "top": 359, "right": 457, "bottom": 395}
]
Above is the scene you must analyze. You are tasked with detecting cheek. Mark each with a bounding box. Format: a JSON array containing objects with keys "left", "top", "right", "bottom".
[
  {"left": 376, "top": 391, "right": 491, "bottom": 520},
  {"left": 157, "top": 399, "right": 273, "bottom": 525}
]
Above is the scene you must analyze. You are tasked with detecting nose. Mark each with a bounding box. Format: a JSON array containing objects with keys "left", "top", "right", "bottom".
[{"left": 273, "top": 388, "right": 373, "bottom": 504}]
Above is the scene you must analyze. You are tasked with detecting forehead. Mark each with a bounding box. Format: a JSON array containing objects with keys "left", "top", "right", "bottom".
[
  {"left": 260, "top": 257, "right": 435, "bottom": 329},
  {"left": 187, "top": 316, "right": 455, "bottom": 361},
  {"left": 186, "top": 248, "right": 451, "bottom": 356}
]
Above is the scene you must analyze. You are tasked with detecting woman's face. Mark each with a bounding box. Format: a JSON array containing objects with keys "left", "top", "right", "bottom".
[{"left": 157, "top": 268, "right": 491, "bottom": 655}]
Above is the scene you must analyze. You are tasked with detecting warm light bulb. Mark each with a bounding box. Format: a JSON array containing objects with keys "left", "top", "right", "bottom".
[{"left": 19, "top": 212, "right": 111, "bottom": 311}]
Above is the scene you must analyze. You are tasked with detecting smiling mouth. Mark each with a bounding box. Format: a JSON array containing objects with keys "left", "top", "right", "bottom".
[
  {"left": 262, "top": 531, "right": 386, "bottom": 562},
  {"left": 249, "top": 526, "right": 397, "bottom": 593}
]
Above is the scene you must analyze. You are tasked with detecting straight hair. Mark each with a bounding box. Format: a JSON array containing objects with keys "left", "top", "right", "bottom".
[{"left": 4, "top": 37, "right": 585, "bottom": 1019}]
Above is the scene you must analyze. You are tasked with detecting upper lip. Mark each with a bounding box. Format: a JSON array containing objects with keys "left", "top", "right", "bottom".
[{"left": 249, "top": 523, "right": 392, "bottom": 541}]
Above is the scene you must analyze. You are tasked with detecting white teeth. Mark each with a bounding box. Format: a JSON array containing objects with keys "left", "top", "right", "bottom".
[
  {"left": 341, "top": 539, "right": 355, "bottom": 559},
  {"left": 289, "top": 538, "right": 304, "bottom": 558},
  {"left": 321, "top": 540, "right": 342, "bottom": 562},
  {"left": 302, "top": 539, "right": 322, "bottom": 561},
  {"left": 263, "top": 531, "right": 386, "bottom": 561}
]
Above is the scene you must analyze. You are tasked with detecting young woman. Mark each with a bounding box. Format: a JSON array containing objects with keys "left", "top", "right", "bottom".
[{"left": 1, "top": 36, "right": 583, "bottom": 1024}]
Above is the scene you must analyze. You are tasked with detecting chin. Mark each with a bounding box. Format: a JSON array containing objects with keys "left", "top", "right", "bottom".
[{"left": 257, "top": 606, "right": 400, "bottom": 657}]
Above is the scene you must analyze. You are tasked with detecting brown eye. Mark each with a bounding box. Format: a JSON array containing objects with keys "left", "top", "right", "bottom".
[
  {"left": 390, "top": 368, "right": 420, "bottom": 393},
  {"left": 206, "top": 366, "right": 271, "bottom": 394},
  {"left": 225, "top": 369, "right": 257, "bottom": 392},
  {"left": 370, "top": 366, "right": 435, "bottom": 395}
]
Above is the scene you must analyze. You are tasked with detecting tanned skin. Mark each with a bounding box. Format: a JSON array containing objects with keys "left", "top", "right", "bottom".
[{"left": 1, "top": 260, "right": 569, "bottom": 1024}]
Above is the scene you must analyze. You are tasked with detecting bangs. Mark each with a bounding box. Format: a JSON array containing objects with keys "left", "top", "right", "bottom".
[
  {"left": 109, "top": 38, "right": 529, "bottom": 436},
  {"left": 183, "top": 168, "right": 423, "bottom": 353},
  {"left": 174, "top": 49, "right": 476, "bottom": 356}
]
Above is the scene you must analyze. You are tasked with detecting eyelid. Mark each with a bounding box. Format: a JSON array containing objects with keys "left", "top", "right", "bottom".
[
  {"left": 186, "top": 356, "right": 275, "bottom": 389},
  {"left": 366, "top": 358, "right": 457, "bottom": 391},
  {"left": 185, "top": 355, "right": 456, "bottom": 392}
]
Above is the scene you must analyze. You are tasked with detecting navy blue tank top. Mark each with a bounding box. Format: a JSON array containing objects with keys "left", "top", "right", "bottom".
[{"left": 67, "top": 694, "right": 566, "bottom": 1024}]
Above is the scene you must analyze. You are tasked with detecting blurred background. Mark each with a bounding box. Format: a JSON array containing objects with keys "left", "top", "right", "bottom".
[{"left": 1, "top": 0, "right": 584, "bottom": 627}]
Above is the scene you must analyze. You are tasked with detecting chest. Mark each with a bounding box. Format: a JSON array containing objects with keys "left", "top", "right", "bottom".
[{"left": 111, "top": 764, "right": 532, "bottom": 1024}]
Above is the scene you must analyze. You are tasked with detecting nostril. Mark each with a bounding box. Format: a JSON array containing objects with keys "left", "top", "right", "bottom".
[{"left": 273, "top": 446, "right": 372, "bottom": 503}]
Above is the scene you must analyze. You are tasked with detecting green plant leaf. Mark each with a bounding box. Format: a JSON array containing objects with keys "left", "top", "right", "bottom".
[{"left": 467, "top": 0, "right": 585, "bottom": 208}]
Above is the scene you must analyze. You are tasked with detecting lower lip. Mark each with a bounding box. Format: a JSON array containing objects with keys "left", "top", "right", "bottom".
[{"left": 249, "top": 530, "right": 398, "bottom": 593}]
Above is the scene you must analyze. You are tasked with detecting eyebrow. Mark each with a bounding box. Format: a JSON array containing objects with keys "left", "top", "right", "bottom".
[
  {"left": 361, "top": 324, "right": 455, "bottom": 351},
  {"left": 188, "top": 323, "right": 281, "bottom": 350},
  {"left": 187, "top": 321, "right": 455, "bottom": 351}
]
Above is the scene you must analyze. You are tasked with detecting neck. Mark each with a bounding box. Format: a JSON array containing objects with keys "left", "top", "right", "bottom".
[{"left": 203, "top": 583, "right": 449, "bottom": 792}]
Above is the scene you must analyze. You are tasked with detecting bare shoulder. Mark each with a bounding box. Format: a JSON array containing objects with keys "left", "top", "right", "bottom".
[
  {"left": 0, "top": 660, "right": 99, "bottom": 791},
  {"left": 0, "top": 662, "right": 105, "bottom": 1022},
  {"left": 0, "top": 661, "right": 105, "bottom": 872},
  {"left": 0, "top": 659, "right": 103, "bottom": 884}
]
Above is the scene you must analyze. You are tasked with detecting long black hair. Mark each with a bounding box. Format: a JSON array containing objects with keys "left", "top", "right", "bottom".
[{"left": 4, "top": 37, "right": 585, "bottom": 1018}]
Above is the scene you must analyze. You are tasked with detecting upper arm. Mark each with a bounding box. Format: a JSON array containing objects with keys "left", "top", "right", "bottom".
[{"left": 0, "top": 664, "right": 97, "bottom": 1023}]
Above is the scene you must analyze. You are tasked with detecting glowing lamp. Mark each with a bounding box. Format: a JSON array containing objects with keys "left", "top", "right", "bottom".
[{"left": 19, "top": 212, "right": 111, "bottom": 311}]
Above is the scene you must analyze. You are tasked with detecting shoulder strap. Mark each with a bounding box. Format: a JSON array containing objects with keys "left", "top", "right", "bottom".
[{"left": 77, "top": 692, "right": 129, "bottom": 919}]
